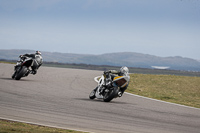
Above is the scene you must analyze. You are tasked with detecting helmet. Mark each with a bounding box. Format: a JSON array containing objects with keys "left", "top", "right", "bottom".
[
  {"left": 120, "top": 66, "right": 129, "bottom": 75},
  {"left": 36, "top": 51, "right": 41, "bottom": 55}
]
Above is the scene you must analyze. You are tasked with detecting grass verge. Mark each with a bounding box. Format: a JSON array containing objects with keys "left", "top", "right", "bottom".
[
  {"left": 128, "top": 74, "right": 200, "bottom": 108},
  {"left": 0, "top": 119, "right": 87, "bottom": 133},
  {"left": 0, "top": 61, "right": 15, "bottom": 64}
]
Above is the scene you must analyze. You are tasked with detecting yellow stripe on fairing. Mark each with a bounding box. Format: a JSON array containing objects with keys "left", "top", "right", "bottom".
[{"left": 113, "top": 76, "right": 123, "bottom": 80}]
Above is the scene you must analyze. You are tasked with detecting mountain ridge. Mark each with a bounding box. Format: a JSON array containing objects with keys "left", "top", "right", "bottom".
[{"left": 0, "top": 49, "right": 200, "bottom": 71}]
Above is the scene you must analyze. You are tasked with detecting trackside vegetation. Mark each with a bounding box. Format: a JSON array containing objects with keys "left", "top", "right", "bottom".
[
  {"left": 128, "top": 74, "right": 200, "bottom": 108},
  {"left": 0, "top": 119, "right": 88, "bottom": 133}
]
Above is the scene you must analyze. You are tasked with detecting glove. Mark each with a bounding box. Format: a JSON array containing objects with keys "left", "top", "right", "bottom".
[{"left": 104, "top": 70, "right": 111, "bottom": 74}]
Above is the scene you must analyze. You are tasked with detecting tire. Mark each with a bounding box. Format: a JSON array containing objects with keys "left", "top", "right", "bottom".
[
  {"left": 15, "top": 66, "right": 28, "bottom": 80},
  {"left": 12, "top": 66, "right": 20, "bottom": 79},
  {"left": 103, "top": 87, "right": 118, "bottom": 102},
  {"left": 89, "top": 87, "right": 97, "bottom": 99},
  {"left": 12, "top": 71, "right": 17, "bottom": 79}
]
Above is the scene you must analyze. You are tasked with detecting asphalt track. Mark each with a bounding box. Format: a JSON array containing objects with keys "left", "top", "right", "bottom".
[{"left": 0, "top": 63, "right": 200, "bottom": 133}]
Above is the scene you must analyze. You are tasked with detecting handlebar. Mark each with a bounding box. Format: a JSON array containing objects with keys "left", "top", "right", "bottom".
[{"left": 104, "top": 71, "right": 111, "bottom": 74}]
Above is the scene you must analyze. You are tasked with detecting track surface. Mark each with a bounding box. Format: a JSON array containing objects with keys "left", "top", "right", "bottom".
[{"left": 0, "top": 63, "right": 200, "bottom": 133}]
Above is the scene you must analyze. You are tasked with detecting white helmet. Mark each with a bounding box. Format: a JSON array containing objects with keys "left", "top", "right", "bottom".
[{"left": 120, "top": 66, "right": 129, "bottom": 75}]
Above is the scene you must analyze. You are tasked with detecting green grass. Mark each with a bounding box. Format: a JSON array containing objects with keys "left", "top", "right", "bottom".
[
  {"left": 0, "top": 61, "right": 15, "bottom": 64},
  {"left": 0, "top": 119, "right": 87, "bottom": 133},
  {"left": 127, "top": 74, "right": 200, "bottom": 108}
]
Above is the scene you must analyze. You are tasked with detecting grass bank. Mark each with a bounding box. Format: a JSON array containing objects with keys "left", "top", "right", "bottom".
[
  {"left": 0, "top": 119, "right": 87, "bottom": 133},
  {"left": 128, "top": 74, "right": 200, "bottom": 108}
]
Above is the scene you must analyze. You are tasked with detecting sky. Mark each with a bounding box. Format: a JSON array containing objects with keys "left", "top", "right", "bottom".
[{"left": 0, "top": 0, "right": 200, "bottom": 60}]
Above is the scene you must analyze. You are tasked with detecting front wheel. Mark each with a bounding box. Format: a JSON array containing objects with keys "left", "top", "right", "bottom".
[
  {"left": 89, "top": 87, "right": 97, "bottom": 99},
  {"left": 15, "top": 66, "right": 28, "bottom": 80},
  {"left": 12, "top": 71, "right": 17, "bottom": 79},
  {"left": 103, "top": 87, "right": 119, "bottom": 102}
]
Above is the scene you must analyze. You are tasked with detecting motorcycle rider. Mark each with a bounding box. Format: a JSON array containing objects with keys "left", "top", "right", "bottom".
[
  {"left": 104, "top": 66, "right": 130, "bottom": 97},
  {"left": 19, "top": 51, "right": 43, "bottom": 74}
]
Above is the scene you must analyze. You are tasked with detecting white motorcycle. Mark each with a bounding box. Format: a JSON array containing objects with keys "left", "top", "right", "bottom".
[{"left": 89, "top": 71, "right": 130, "bottom": 102}]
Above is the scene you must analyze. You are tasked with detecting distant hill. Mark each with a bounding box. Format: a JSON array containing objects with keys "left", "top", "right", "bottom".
[{"left": 0, "top": 49, "right": 200, "bottom": 71}]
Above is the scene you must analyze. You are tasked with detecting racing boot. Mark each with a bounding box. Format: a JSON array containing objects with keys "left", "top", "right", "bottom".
[{"left": 118, "top": 91, "right": 122, "bottom": 97}]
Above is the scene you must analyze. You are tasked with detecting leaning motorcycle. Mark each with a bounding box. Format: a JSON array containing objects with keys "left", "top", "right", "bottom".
[
  {"left": 89, "top": 71, "right": 130, "bottom": 102},
  {"left": 12, "top": 55, "right": 42, "bottom": 80}
]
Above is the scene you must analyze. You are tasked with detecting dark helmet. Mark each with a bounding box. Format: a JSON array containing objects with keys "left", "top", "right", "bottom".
[{"left": 36, "top": 51, "right": 41, "bottom": 55}]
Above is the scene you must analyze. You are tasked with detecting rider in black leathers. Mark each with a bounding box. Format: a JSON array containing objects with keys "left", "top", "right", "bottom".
[{"left": 19, "top": 51, "right": 43, "bottom": 74}]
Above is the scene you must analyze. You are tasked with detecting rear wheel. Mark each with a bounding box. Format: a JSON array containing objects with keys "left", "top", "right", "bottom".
[
  {"left": 15, "top": 66, "right": 28, "bottom": 80},
  {"left": 103, "top": 87, "right": 119, "bottom": 102}
]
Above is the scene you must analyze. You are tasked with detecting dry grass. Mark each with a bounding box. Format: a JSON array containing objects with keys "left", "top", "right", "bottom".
[
  {"left": 127, "top": 74, "right": 200, "bottom": 108},
  {"left": 0, "top": 119, "right": 87, "bottom": 133}
]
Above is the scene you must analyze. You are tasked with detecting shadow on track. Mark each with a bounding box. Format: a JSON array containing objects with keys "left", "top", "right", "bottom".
[
  {"left": 0, "top": 77, "right": 36, "bottom": 82},
  {"left": 75, "top": 98, "right": 128, "bottom": 104},
  {"left": 0, "top": 77, "right": 13, "bottom": 80}
]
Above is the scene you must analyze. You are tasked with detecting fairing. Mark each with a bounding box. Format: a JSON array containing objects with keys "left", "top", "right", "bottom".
[{"left": 113, "top": 76, "right": 130, "bottom": 88}]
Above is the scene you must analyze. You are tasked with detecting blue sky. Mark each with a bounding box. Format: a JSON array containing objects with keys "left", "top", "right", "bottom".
[{"left": 0, "top": 0, "right": 200, "bottom": 60}]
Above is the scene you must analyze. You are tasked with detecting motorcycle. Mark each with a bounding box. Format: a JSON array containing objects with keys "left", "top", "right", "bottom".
[
  {"left": 12, "top": 55, "right": 43, "bottom": 80},
  {"left": 89, "top": 71, "right": 130, "bottom": 102}
]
